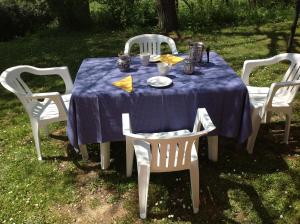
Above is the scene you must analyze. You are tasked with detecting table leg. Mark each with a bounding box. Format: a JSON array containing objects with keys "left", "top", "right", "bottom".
[
  {"left": 100, "top": 142, "right": 111, "bottom": 170},
  {"left": 208, "top": 136, "right": 218, "bottom": 162},
  {"left": 79, "top": 144, "right": 89, "bottom": 161}
]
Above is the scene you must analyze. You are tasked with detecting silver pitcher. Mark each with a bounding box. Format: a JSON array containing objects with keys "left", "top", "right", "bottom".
[
  {"left": 117, "top": 53, "right": 131, "bottom": 72},
  {"left": 188, "top": 42, "right": 205, "bottom": 63}
]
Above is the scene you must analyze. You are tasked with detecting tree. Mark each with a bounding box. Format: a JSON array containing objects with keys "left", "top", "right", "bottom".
[
  {"left": 47, "top": 0, "right": 91, "bottom": 30},
  {"left": 156, "top": 0, "right": 178, "bottom": 32},
  {"left": 287, "top": 0, "right": 300, "bottom": 52}
]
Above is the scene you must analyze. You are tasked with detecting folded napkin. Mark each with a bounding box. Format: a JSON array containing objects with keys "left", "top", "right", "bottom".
[
  {"left": 159, "top": 54, "right": 184, "bottom": 65},
  {"left": 112, "top": 75, "right": 133, "bottom": 93}
]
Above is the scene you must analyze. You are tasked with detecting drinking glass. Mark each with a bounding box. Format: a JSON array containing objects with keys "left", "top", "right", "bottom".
[
  {"left": 140, "top": 53, "right": 150, "bottom": 66},
  {"left": 157, "top": 62, "right": 172, "bottom": 76}
]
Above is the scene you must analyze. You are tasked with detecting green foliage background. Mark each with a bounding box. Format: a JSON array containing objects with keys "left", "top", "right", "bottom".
[{"left": 0, "top": 0, "right": 297, "bottom": 41}]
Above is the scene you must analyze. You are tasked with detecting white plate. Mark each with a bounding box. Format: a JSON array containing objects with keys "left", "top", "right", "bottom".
[
  {"left": 147, "top": 76, "right": 172, "bottom": 88},
  {"left": 149, "top": 55, "right": 161, "bottom": 62}
]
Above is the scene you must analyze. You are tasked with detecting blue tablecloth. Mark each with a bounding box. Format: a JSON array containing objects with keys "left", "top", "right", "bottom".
[{"left": 67, "top": 52, "right": 252, "bottom": 146}]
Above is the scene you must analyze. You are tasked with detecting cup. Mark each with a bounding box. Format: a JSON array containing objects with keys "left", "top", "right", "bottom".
[
  {"left": 183, "top": 59, "right": 194, "bottom": 75},
  {"left": 140, "top": 53, "right": 150, "bottom": 66},
  {"left": 157, "top": 62, "right": 172, "bottom": 76}
]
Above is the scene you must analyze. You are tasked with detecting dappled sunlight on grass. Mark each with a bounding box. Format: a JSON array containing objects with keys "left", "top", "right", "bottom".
[{"left": 0, "top": 21, "right": 300, "bottom": 223}]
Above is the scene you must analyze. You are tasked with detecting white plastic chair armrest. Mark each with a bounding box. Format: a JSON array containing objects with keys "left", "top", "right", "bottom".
[
  {"left": 241, "top": 54, "right": 288, "bottom": 85},
  {"left": 34, "top": 66, "right": 73, "bottom": 94},
  {"left": 30, "top": 92, "right": 60, "bottom": 99},
  {"left": 29, "top": 92, "right": 68, "bottom": 119},
  {"left": 264, "top": 80, "right": 300, "bottom": 110},
  {"left": 193, "top": 108, "right": 216, "bottom": 133}
]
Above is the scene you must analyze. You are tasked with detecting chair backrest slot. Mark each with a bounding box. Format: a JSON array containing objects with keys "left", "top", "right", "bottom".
[
  {"left": 17, "top": 77, "right": 32, "bottom": 94},
  {"left": 151, "top": 142, "right": 159, "bottom": 168},
  {"left": 159, "top": 142, "right": 167, "bottom": 168},
  {"left": 168, "top": 142, "right": 177, "bottom": 168},
  {"left": 176, "top": 139, "right": 186, "bottom": 167}
]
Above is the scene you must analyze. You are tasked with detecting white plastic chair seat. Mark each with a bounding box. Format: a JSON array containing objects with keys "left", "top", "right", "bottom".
[
  {"left": 248, "top": 87, "right": 291, "bottom": 109},
  {"left": 33, "top": 94, "right": 71, "bottom": 121},
  {"left": 137, "top": 129, "right": 190, "bottom": 138},
  {"left": 247, "top": 86, "right": 270, "bottom": 96}
]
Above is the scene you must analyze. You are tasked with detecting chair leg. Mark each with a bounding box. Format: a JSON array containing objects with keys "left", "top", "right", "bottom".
[
  {"left": 79, "top": 144, "right": 89, "bottom": 161},
  {"left": 284, "top": 112, "right": 292, "bottom": 144},
  {"left": 137, "top": 164, "right": 150, "bottom": 219},
  {"left": 208, "top": 136, "right": 218, "bottom": 162},
  {"left": 190, "top": 161, "right": 200, "bottom": 213},
  {"left": 126, "top": 137, "right": 134, "bottom": 177},
  {"left": 246, "top": 108, "right": 262, "bottom": 154},
  {"left": 31, "top": 120, "right": 42, "bottom": 160},
  {"left": 100, "top": 142, "right": 110, "bottom": 170}
]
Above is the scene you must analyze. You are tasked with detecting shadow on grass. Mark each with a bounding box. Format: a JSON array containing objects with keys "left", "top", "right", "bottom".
[
  {"left": 30, "top": 111, "right": 299, "bottom": 222},
  {"left": 80, "top": 121, "right": 300, "bottom": 222}
]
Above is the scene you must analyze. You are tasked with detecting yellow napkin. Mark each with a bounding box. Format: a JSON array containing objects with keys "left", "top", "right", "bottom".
[
  {"left": 112, "top": 75, "right": 133, "bottom": 93},
  {"left": 159, "top": 54, "right": 184, "bottom": 65}
]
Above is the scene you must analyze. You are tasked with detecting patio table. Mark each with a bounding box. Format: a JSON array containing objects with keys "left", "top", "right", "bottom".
[{"left": 67, "top": 52, "right": 252, "bottom": 168}]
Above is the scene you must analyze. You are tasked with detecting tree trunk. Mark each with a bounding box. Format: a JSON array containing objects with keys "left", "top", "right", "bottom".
[
  {"left": 248, "top": 0, "right": 256, "bottom": 7},
  {"left": 47, "top": 0, "right": 91, "bottom": 30},
  {"left": 223, "top": 0, "right": 229, "bottom": 5},
  {"left": 287, "top": 0, "right": 300, "bottom": 52},
  {"left": 156, "top": 0, "right": 178, "bottom": 32}
]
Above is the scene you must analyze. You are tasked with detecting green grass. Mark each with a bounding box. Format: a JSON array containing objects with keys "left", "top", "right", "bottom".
[{"left": 0, "top": 21, "right": 300, "bottom": 223}]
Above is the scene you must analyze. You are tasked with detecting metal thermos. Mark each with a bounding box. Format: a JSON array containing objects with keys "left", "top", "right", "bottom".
[{"left": 188, "top": 42, "right": 205, "bottom": 63}]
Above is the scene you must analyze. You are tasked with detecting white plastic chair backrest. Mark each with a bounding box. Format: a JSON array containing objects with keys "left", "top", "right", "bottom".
[
  {"left": 123, "top": 108, "right": 215, "bottom": 172},
  {"left": 0, "top": 65, "right": 72, "bottom": 115},
  {"left": 145, "top": 133, "right": 204, "bottom": 172},
  {"left": 277, "top": 53, "right": 300, "bottom": 102},
  {"left": 124, "top": 34, "right": 178, "bottom": 55},
  {"left": 0, "top": 66, "right": 36, "bottom": 113}
]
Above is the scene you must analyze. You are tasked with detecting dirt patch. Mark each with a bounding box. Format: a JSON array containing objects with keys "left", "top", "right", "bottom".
[
  {"left": 51, "top": 183, "right": 129, "bottom": 224},
  {"left": 50, "top": 165, "right": 131, "bottom": 223}
]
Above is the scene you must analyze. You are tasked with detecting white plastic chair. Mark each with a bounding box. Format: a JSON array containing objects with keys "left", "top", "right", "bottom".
[
  {"left": 0, "top": 65, "right": 73, "bottom": 160},
  {"left": 122, "top": 108, "right": 215, "bottom": 219},
  {"left": 242, "top": 53, "right": 300, "bottom": 154},
  {"left": 124, "top": 34, "right": 178, "bottom": 56}
]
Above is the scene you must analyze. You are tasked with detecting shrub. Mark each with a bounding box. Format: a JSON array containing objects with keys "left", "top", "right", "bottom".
[
  {"left": 178, "top": 0, "right": 294, "bottom": 31},
  {"left": 90, "top": 0, "right": 157, "bottom": 29},
  {"left": 0, "top": 0, "right": 52, "bottom": 41},
  {"left": 46, "top": 0, "right": 92, "bottom": 30}
]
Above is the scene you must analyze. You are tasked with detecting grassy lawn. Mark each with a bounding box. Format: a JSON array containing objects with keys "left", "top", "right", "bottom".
[{"left": 0, "top": 21, "right": 300, "bottom": 223}]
